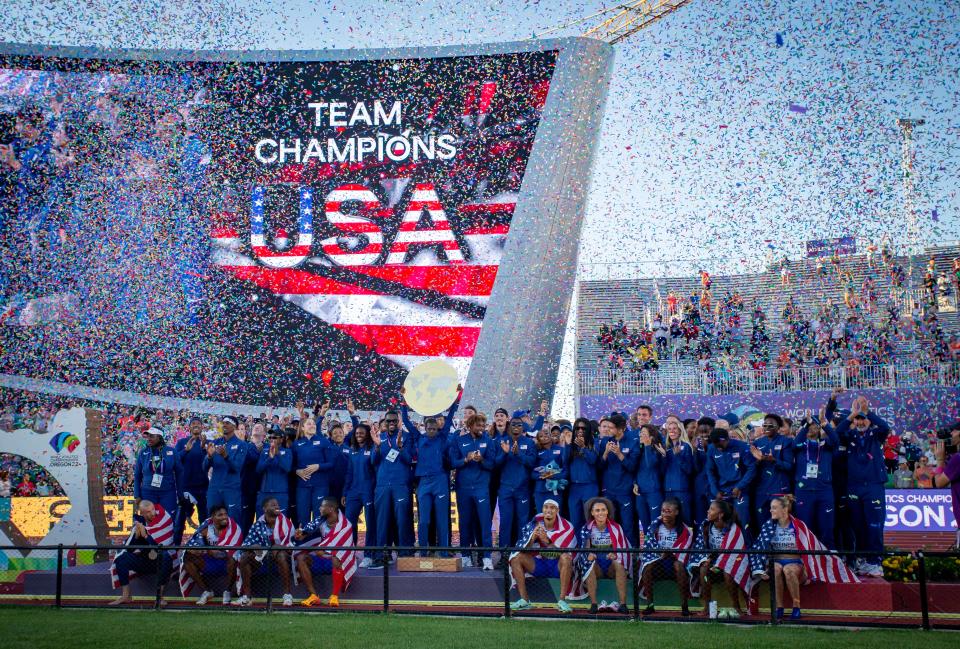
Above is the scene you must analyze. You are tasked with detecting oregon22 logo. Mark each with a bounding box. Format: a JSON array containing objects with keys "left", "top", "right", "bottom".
[{"left": 49, "top": 432, "right": 80, "bottom": 453}]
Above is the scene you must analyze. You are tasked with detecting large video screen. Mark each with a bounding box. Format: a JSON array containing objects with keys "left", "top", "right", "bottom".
[{"left": 0, "top": 51, "right": 558, "bottom": 408}]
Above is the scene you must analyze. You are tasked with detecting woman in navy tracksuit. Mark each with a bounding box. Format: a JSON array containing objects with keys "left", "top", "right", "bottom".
[
  {"left": 255, "top": 426, "right": 293, "bottom": 513},
  {"left": 633, "top": 424, "right": 665, "bottom": 533},
  {"left": 532, "top": 427, "right": 567, "bottom": 512},
  {"left": 793, "top": 414, "right": 838, "bottom": 548},
  {"left": 292, "top": 418, "right": 335, "bottom": 526},
  {"left": 662, "top": 415, "right": 695, "bottom": 525},
  {"left": 343, "top": 422, "right": 377, "bottom": 565},
  {"left": 566, "top": 418, "right": 599, "bottom": 531},
  {"left": 327, "top": 421, "right": 350, "bottom": 506},
  {"left": 691, "top": 417, "right": 715, "bottom": 525}
]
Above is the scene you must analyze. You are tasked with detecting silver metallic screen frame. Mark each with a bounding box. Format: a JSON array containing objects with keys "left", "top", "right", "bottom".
[{"left": 0, "top": 37, "right": 613, "bottom": 415}]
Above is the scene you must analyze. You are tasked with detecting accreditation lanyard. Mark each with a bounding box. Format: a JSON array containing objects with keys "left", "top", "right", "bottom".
[
  {"left": 806, "top": 439, "right": 821, "bottom": 466},
  {"left": 149, "top": 450, "right": 164, "bottom": 475}
]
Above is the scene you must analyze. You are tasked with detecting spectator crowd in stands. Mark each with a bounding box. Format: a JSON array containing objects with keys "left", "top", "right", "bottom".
[{"left": 596, "top": 248, "right": 960, "bottom": 384}]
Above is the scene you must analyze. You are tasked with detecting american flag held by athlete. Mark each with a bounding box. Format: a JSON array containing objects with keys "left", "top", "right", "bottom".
[
  {"left": 569, "top": 518, "right": 631, "bottom": 599},
  {"left": 178, "top": 515, "right": 244, "bottom": 596},
  {"left": 638, "top": 518, "right": 694, "bottom": 599},
  {"left": 244, "top": 511, "right": 295, "bottom": 549},
  {"left": 689, "top": 521, "right": 758, "bottom": 599},
  {"left": 293, "top": 513, "right": 357, "bottom": 590},
  {"left": 750, "top": 516, "right": 859, "bottom": 584},
  {"left": 109, "top": 504, "right": 175, "bottom": 589},
  {"left": 509, "top": 513, "right": 577, "bottom": 589}
]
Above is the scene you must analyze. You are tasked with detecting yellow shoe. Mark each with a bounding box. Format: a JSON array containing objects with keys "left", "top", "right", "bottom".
[
  {"left": 328, "top": 594, "right": 340, "bottom": 608},
  {"left": 301, "top": 594, "right": 322, "bottom": 607}
]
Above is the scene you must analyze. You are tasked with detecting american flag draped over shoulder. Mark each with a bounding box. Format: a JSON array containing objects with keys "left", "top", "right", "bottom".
[
  {"left": 509, "top": 514, "right": 577, "bottom": 590},
  {"left": 178, "top": 516, "right": 243, "bottom": 597},
  {"left": 243, "top": 512, "right": 295, "bottom": 549},
  {"left": 638, "top": 519, "right": 693, "bottom": 599},
  {"left": 689, "top": 521, "right": 757, "bottom": 598},
  {"left": 109, "top": 505, "right": 174, "bottom": 589},
  {"left": 750, "top": 516, "right": 858, "bottom": 584},
  {"left": 293, "top": 513, "right": 357, "bottom": 591},
  {"left": 569, "top": 519, "right": 631, "bottom": 600}
]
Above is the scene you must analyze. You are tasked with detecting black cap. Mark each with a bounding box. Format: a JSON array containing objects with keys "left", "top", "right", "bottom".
[{"left": 709, "top": 429, "right": 730, "bottom": 445}]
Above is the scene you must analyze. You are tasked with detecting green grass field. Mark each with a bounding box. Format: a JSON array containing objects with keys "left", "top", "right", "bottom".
[{"left": 1, "top": 608, "right": 957, "bottom": 649}]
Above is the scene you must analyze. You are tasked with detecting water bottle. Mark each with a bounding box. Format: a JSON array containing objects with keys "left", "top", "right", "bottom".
[{"left": 709, "top": 600, "right": 718, "bottom": 619}]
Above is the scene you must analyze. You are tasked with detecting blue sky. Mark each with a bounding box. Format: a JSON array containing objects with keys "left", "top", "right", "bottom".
[{"left": 1, "top": 0, "right": 957, "bottom": 415}]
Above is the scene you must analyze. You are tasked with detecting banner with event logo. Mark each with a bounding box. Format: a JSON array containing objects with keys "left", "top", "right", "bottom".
[
  {"left": 806, "top": 236, "right": 857, "bottom": 258},
  {"left": 886, "top": 489, "right": 956, "bottom": 532},
  {"left": 0, "top": 407, "right": 110, "bottom": 548}
]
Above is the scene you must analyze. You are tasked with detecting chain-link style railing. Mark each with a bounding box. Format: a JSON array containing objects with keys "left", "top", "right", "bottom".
[{"left": 1, "top": 544, "right": 958, "bottom": 629}]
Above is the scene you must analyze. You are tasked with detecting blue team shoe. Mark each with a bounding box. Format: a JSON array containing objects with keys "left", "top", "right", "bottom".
[
  {"left": 775, "top": 607, "right": 784, "bottom": 621},
  {"left": 790, "top": 607, "right": 802, "bottom": 620}
]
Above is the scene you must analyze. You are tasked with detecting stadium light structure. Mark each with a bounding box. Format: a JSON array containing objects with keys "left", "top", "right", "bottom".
[{"left": 535, "top": 0, "right": 692, "bottom": 44}]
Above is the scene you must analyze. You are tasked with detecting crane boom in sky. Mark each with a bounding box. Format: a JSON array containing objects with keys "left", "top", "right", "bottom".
[{"left": 536, "top": 0, "right": 692, "bottom": 44}]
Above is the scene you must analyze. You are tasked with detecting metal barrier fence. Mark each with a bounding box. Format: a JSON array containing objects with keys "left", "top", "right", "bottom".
[
  {"left": 1, "top": 544, "right": 958, "bottom": 629},
  {"left": 577, "top": 361, "right": 960, "bottom": 396}
]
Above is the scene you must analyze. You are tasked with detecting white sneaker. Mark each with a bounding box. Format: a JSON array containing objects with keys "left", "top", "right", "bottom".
[
  {"left": 482, "top": 558, "right": 494, "bottom": 571},
  {"left": 282, "top": 594, "right": 293, "bottom": 607},
  {"left": 598, "top": 599, "right": 610, "bottom": 611},
  {"left": 853, "top": 558, "right": 865, "bottom": 575},
  {"left": 222, "top": 591, "right": 232, "bottom": 606},
  {"left": 232, "top": 595, "right": 251, "bottom": 607},
  {"left": 196, "top": 590, "right": 214, "bottom": 606},
  {"left": 359, "top": 557, "right": 374, "bottom": 569},
  {"left": 461, "top": 556, "right": 473, "bottom": 568},
  {"left": 865, "top": 563, "right": 884, "bottom": 578}
]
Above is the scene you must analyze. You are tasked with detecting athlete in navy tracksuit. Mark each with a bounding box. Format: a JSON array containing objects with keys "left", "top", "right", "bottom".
[
  {"left": 292, "top": 419, "right": 335, "bottom": 526},
  {"left": 752, "top": 414, "right": 795, "bottom": 530},
  {"left": 256, "top": 427, "right": 293, "bottom": 514},
  {"left": 633, "top": 428, "right": 664, "bottom": 534},
  {"left": 835, "top": 398, "right": 889, "bottom": 574},
  {"left": 404, "top": 393, "right": 459, "bottom": 555},
  {"left": 532, "top": 428, "right": 567, "bottom": 512},
  {"left": 691, "top": 418, "right": 716, "bottom": 525},
  {"left": 373, "top": 410, "right": 415, "bottom": 563},
  {"left": 328, "top": 423, "right": 350, "bottom": 506},
  {"left": 825, "top": 394, "right": 855, "bottom": 552},
  {"left": 133, "top": 427, "right": 182, "bottom": 518},
  {"left": 174, "top": 418, "right": 209, "bottom": 544},
  {"left": 565, "top": 419, "right": 599, "bottom": 532},
  {"left": 203, "top": 416, "right": 247, "bottom": 522},
  {"left": 450, "top": 413, "right": 497, "bottom": 567},
  {"left": 599, "top": 414, "right": 639, "bottom": 546},
  {"left": 662, "top": 431, "right": 695, "bottom": 526},
  {"left": 240, "top": 434, "right": 264, "bottom": 534},
  {"left": 495, "top": 415, "right": 536, "bottom": 551},
  {"left": 343, "top": 423, "right": 377, "bottom": 557},
  {"left": 793, "top": 415, "right": 838, "bottom": 548},
  {"left": 705, "top": 428, "right": 757, "bottom": 531}
]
